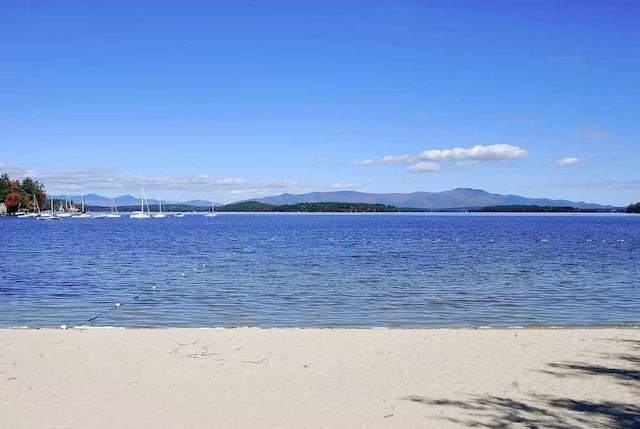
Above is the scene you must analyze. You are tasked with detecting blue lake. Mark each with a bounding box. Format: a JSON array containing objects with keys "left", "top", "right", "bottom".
[{"left": 1, "top": 213, "right": 638, "bottom": 328}]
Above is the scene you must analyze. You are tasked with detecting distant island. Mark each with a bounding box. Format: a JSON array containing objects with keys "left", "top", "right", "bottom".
[
  {"left": 108, "top": 202, "right": 626, "bottom": 214},
  {"left": 220, "top": 201, "right": 397, "bottom": 212}
]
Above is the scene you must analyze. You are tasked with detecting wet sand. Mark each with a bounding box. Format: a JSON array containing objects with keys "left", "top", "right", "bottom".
[{"left": 1, "top": 328, "right": 638, "bottom": 428}]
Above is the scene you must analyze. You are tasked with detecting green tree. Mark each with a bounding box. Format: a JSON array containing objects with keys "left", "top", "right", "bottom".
[
  {"left": 0, "top": 173, "right": 47, "bottom": 213},
  {"left": 18, "top": 177, "right": 46, "bottom": 210},
  {"left": 0, "top": 173, "right": 11, "bottom": 202},
  {"left": 627, "top": 202, "right": 640, "bottom": 213}
]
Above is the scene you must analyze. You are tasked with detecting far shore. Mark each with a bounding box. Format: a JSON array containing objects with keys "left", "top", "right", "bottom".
[{"left": 1, "top": 327, "right": 638, "bottom": 428}]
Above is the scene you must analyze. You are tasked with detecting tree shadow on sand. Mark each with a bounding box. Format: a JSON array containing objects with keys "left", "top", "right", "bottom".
[{"left": 403, "top": 338, "right": 640, "bottom": 428}]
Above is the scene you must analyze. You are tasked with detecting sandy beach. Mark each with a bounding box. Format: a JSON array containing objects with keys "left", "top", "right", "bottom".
[{"left": 1, "top": 328, "right": 638, "bottom": 428}]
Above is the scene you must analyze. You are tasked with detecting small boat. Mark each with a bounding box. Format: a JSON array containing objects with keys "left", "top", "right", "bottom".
[
  {"left": 16, "top": 197, "right": 38, "bottom": 218},
  {"left": 205, "top": 203, "right": 218, "bottom": 218},
  {"left": 37, "top": 196, "right": 60, "bottom": 220},
  {"left": 130, "top": 187, "right": 152, "bottom": 219},
  {"left": 71, "top": 194, "right": 91, "bottom": 218},
  {"left": 152, "top": 196, "right": 167, "bottom": 218},
  {"left": 174, "top": 213, "right": 185, "bottom": 218},
  {"left": 105, "top": 198, "right": 122, "bottom": 218}
]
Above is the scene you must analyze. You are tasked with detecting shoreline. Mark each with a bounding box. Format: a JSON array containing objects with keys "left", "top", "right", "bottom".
[
  {"left": 4, "top": 323, "right": 640, "bottom": 330},
  {"left": 2, "top": 327, "right": 638, "bottom": 428}
]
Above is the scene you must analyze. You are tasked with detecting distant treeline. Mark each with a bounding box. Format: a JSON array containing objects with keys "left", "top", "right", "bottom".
[
  {"left": 220, "top": 201, "right": 398, "bottom": 212},
  {"left": 92, "top": 202, "right": 632, "bottom": 214},
  {"left": 470, "top": 205, "right": 601, "bottom": 213}
]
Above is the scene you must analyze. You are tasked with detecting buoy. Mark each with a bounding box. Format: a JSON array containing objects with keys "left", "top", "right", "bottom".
[
  {"left": 115, "top": 302, "right": 121, "bottom": 309},
  {"left": 151, "top": 286, "right": 157, "bottom": 291}
]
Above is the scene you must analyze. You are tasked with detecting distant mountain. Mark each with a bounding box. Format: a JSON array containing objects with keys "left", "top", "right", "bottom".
[
  {"left": 52, "top": 194, "right": 217, "bottom": 207},
  {"left": 248, "top": 188, "right": 613, "bottom": 210},
  {"left": 52, "top": 188, "right": 613, "bottom": 210},
  {"left": 183, "top": 199, "right": 215, "bottom": 207}
]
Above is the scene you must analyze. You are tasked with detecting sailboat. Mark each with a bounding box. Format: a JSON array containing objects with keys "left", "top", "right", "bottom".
[
  {"left": 105, "top": 198, "right": 122, "bottom": 218},
  {"left": 37, "top": 195, "right": 61, "bottom": 220},
  {"left": 205, "top": 202, "right": 218, "bottom": 218},
  {"left": 130, "top": 187, "right": 152, "bottom": 219},
  {"left": 57, "top": 193, "right": 75, "bottom": 217},
  {"left": 71, "top": 194, "right": 91, "bottom": 218},
  {"left": 17, "top": 195, "right": 39, "bottom": 218},
  {"left": 152, "top": 196, "right": 167, "bottom": 218}
]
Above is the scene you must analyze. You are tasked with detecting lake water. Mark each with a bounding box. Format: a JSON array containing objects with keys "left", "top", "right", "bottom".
[{"left": 1, "top": 213, "right": 638, "bottom": 328}]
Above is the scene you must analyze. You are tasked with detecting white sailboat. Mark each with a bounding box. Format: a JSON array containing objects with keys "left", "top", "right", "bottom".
[
  {"left": 57, "top": 193, "right": 75, "bottom": 217},
  {"left": 152, "top": 196, "right": 167, "bottom": 218},
  {"left": 105, "top": 198, "right": 122, "bottom": 218},
  {"left": 17, "top": 195, "right": 39, "bottom": 218},
  {"left": 130, "top": 187, "right": 152, "bottom": 219},
  {"left": 205, "top": 202, "right": 218, "bottom": 217},
  {"left": 37, "top": 195, "right": 60, "bottom": 220},
  {"left": 71, "top": 194, "right": 91, "bottom": 218}
]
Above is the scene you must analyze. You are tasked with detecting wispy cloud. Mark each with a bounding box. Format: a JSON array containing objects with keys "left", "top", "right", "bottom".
[
  {"left": 419, "top": 144, "right": 528, "bottom": 161},
  {"left": 0, "top": 162, "right": 350, "bottom": 201},
  {"left": 354, "top": 155, "right": 417, "bottom": 166},
  {"left": 553, "top": 157, "right": 585, "bottom": 167},
  {"left": 316, "top": 157, "right": 331, "bottom": 164},
  {"left": 455, "top": 161, "right": 483, "bottom": 169},
  {"left": 331, "top": 183, "right": 358, "bottom": 189},
  {"left": 408, "top": 162, "right": 441, "bottom": 173},
  {"left": 585, "top": 180, "right": 640, "bottom": 190},
  {"left": 575, "top": 124, "right": 610, "bottom": 140}
]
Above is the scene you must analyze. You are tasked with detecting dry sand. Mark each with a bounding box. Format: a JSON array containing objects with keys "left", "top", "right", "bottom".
[{"left": 1, "top": 328, "right": 638, "bottom": 428}]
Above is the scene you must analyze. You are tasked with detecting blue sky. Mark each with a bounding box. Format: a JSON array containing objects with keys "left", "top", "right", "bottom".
[{"left": 1, "top": 0, "right": 639, "bottom": 205}]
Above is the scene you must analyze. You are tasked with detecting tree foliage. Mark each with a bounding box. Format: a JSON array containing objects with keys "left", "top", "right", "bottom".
[
  {"left": 221, "top": 201, "right": 398, "bottom": 212},
  {"left": 627, "top": 202, "right": 640, "bottom": 213},
  {"left": 0, "top": 172, "right": 46, "bottom": 213}
]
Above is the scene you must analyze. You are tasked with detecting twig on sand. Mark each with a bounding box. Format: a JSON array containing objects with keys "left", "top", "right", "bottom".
[
  {"left": 170, "top": 339, "right": 201, "bottom": 354},
  {"left": 175, "top": 339, "right": 200, "bottom": 347},
  {"left": 242, "top": 352, "right": 272, "bottom": 365},
  {"left": 186, "top": 352, "right": 220, "bottom": 359}
]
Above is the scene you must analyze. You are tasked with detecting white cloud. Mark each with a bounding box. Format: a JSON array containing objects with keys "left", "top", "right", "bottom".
[
  {"left": 316, "top": 157, "right": 331, "bottom": 164},
  {"left": 219, "top": 178, "right": 245, "bottom": 185},
  {"left": 354, "top": 154, "right": 417, "bottom": 166},
  {"left": 382, "top": 155, "right": 417, "bottom": 164},
  {"left": 0, "top": 162, "right": 348, "bottom": 202},
  {"left": 353, "top": 159, "right": 377, "bottom": 166},
  {"left": 408, "top": 162, "right": 441, "bottom": 172},
  {"left": 331, "top": 183, "right": 358, "bottom": 189},
  {"left": 455, "top": 161, "right": 483, "bottom": 169},
  {"left": 419, "top": 144, "right": 528, "bottom": 161},
  {"left": 576, "top": 124, "right": 610, "bottom": 140},
  {"left": 553, "top": 157, "right": 585, "bottom": 167}
]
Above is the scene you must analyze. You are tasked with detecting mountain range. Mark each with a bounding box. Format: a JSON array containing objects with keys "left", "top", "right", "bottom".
[
  {"left": 248, "top": 188, "right": 614, "bottom": 209},
  {"left": 52, "top": 194, "right": 217, "bottom": 207},
  {"left": 54, "top": 189, "right": 615, "bottom": 210}
]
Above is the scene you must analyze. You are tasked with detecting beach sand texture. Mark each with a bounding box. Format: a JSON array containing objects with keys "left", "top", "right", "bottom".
[{"left": 1, "top": 328, "right": 638, "bottom": 428}]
